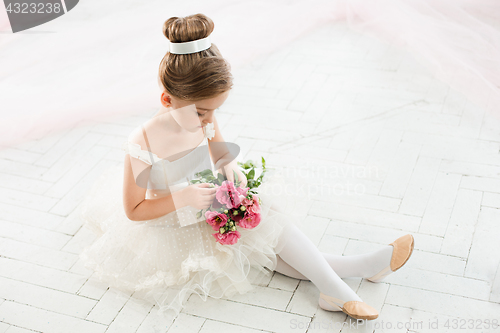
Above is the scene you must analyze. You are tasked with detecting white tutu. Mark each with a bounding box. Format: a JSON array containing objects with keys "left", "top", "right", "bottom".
[{"left": 79, "top": 160, "right": 306, "bottom": 317}]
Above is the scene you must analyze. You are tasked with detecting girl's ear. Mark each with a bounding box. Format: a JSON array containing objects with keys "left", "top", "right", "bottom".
[{"left": 161, "top": 92, "right": 172, "bottom": 108}]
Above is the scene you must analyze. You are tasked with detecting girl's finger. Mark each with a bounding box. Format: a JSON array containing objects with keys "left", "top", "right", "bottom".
[{"left": 201, "top": 187, "right": 216, "bottom": 193}]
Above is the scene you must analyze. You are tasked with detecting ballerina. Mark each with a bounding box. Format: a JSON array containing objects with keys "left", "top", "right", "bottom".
[{"left": 79, "top": 13, "right": 414, "bottom": 321}]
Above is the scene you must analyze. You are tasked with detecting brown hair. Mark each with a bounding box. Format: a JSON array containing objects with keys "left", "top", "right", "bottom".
[{"left": 158, "top": 13, "right": 233, "bottom": 101}]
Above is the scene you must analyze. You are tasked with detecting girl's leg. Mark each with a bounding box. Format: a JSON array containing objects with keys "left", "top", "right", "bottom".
[
  {"left": 274, "top": 254, "right": 309, "bottom": 279},
  {"left": 273, "top": 223, "right": 362, "bottom": 302},
  {"left": 274, "top": 245, "right": 394, "bottom": 280}
]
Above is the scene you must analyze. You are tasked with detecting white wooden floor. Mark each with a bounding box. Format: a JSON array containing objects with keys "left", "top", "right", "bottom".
[{"left": 1, "top": 19, "right": 500, "bottom": 333}]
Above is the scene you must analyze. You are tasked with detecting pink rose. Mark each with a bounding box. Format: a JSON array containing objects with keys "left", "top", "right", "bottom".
[
  {"left": 212, "top": 230, "right": 241, "bottom": 245},
  {"left": 247, "top": 194, "right": 261, "bottom": 215},
  {"left": 241, "top": 197, "right": 253, "bottom": 208},
  {"left": 238, "top": 212, "right": 261, "bottom": 229},
  {"left": 205, "top": 210, "right": 228, "bottom": 231},
  {"left": 216, "top": 180, "right": 246, "bottom": 209},
  {"left": 236, "top": 186, "right": 249, "bottom": 197}
]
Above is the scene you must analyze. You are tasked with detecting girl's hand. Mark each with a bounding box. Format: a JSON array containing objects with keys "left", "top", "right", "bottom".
[
  {"left": 180, "top": 183, "right": 217, "bottom": 210},
  {"left": 218, "top": 163, "right": 247, "bottom": 188}
]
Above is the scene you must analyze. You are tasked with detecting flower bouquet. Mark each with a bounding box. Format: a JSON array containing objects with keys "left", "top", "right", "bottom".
[{"left": 189, "top": 157, "right": 268, "bottom": 245}]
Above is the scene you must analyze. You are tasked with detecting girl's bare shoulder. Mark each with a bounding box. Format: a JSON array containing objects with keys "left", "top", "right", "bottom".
[{"left": 127, "top": 114, "right": 167, "bottom": 150}]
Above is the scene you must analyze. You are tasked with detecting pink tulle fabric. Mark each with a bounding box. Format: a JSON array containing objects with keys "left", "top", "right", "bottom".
[{"left": 1, "top": 0, "right": 500, "bottom": 149}]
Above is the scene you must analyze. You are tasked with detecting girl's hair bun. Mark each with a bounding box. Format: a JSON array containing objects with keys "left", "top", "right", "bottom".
[
  {"left": 163, "top": 13, "right": 214, "bottom": 43},
  {"left": 159, "top": 13, "right": 232, "bottom": 101}
]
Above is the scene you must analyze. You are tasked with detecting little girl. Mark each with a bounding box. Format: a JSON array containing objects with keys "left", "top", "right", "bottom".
[{"left": 79, "top": 13, "right": 414, "bottom": 321}]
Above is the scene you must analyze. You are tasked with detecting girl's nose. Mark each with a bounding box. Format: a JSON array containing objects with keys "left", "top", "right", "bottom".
[{"left": 204, "top": 113, "right": 214, "bottom": 124}]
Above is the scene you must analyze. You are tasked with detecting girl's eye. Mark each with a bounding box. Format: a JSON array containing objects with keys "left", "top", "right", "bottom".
[{"left": 197, "top": 112, "right": 203, "bottom": 117}]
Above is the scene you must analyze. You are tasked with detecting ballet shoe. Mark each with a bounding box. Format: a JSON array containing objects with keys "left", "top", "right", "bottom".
[
  {"left": 366, "top": 234, "right": 414, "bottom": 283},
  {"left": 318, "top": 292, "right": 379, "bottom": 320}
]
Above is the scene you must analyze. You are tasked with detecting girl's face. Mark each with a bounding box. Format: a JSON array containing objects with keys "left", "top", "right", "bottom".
[{"left": 160, "top": 90, "right": 230, "bottom": 132}]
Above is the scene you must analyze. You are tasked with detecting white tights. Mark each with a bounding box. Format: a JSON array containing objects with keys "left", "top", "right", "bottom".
[{"left": 274, "top": 223, "right": 394, "bottom": 303}]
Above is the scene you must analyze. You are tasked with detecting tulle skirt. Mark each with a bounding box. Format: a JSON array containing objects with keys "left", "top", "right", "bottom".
[{"left": 78, "top": 163, "right": 306, "bottom": 317}]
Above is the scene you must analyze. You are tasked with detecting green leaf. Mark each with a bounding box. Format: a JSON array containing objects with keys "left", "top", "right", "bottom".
[
  {"left": 217, "top": 172, "right": 225, "bottom": 183},
  {"left": 199, "top": 169, "right": 213, "bottom": 177},
  {"left": 242, "top": 160, "right": 255, "bottom": 169},
  {"left": 248, "top": 168, "right": 255, "bottom": 180}
]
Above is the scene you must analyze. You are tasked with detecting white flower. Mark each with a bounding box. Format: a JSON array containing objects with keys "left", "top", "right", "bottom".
[{"left": 204, "top": 122, "right": 215, "bottom": 140}]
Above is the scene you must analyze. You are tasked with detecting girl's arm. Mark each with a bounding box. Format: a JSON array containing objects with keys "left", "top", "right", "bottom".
[
  {"left": 207, "top": 116, "right": 247, "bottom": 187},
  {"left": 122, "top": 155, "right": 188, "bottom": 222}
]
